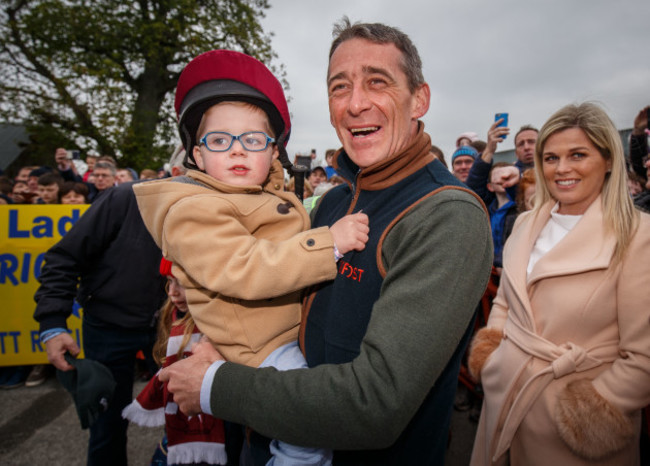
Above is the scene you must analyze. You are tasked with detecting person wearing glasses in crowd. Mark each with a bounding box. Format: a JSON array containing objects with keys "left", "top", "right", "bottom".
[
  {"left": 134, "top": 49, "right": 368, "bottom": 465},
  {"left": 89, "top": 161, "right": 117, "bottom": 202}
]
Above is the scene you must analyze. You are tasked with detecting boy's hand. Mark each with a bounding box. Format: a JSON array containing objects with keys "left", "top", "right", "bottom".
[
  {"left": 330, "top": 212, "right": 369, "bottom": 255},
  {"left": 496, "top": 166, "right": 521, "bottom": 188}
]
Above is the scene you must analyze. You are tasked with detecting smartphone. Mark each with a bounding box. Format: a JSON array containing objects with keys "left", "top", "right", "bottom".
[
  {"left": 66, "top": 150, "right": 81, "bottom": 160},
  {"left": 495, "top": 113, "right": 508, "bottom": 139}
]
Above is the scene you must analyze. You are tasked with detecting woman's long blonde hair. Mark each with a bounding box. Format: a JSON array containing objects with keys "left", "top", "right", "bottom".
[{"left": 533, "top": 102, "right": 639, "bottom": 262}]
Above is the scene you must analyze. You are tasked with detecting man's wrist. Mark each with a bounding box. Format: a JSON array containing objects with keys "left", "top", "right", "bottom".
[
  {"left": 40, "top": 328, "right": 67, "bottom": 344},
  {"left": 200, "top": 360, "right": 226, "bottom": 415}
]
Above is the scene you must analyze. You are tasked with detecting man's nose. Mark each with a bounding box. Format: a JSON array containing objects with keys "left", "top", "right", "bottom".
[{"left": 348, "top": 84, "right": 371, "bottom": 115}]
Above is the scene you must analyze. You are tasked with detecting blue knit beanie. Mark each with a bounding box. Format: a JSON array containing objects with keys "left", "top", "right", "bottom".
[{"left": 451, "top": 146, "right": 479, "bottom": 164}]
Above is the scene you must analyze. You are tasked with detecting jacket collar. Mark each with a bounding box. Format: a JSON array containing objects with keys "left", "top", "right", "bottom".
[
  {"left": 186, "top": 159, "right": 286, "bottom": 195},
  {"left": 506, "top": 196, "right": 615, "bottom": 294},
  {"left": 332, "top": 121, "right": 434, "bottom": 191}
]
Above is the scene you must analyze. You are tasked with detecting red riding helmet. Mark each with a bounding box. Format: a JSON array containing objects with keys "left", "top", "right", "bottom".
[{"left": 174, "top": 50, "right": 292, "bottom": 170}]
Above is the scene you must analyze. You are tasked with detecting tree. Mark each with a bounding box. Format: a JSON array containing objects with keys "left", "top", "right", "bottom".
[{"left": 0, "top": 0, "right": 284, "bottom": 172}]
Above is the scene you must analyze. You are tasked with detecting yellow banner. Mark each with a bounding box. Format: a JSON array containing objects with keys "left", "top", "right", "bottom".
[{"left": 0, "top": 204, "right": 90, "bottom": 366}]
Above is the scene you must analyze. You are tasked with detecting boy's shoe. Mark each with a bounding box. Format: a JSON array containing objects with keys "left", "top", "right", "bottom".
[{"left": 25, "top": 364, "right": 50, "bottom": 387}]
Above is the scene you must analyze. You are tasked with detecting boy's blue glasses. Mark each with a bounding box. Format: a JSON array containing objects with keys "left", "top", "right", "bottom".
[{"left": 198, "top": 131, "right": 276, "bottom": 152}]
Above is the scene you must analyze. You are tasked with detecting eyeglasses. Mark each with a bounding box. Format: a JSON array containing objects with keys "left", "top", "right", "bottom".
[
  {"left": 93, "top": 173, "right": 114, "bottom": 178},
  {"left": 198, "top": 131, "right": 275, "bottom": 153}
]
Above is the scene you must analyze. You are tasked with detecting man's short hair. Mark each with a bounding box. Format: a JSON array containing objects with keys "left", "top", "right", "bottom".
[
  {"left": 329, "top": 17, "right": 424, "bottom": 93},
  {"left": 94, "top": 162, "right": 117, "bottom": 175},
  {"left": 37, "top": 172, "right": 64, "bottom": 187},
  {"left": 514, "top": 125, "right": 539, "bottom": 145},
  {"left": 96, "top": 155, "right": 117, "bottom": 166}
]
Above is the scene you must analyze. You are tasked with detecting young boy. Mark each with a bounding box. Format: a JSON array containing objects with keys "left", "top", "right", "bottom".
[
  {"left": 486, "top": 162, "right": 519, "bottom": 270},
  {"left": 36, "top": 172, "right": 64, "bottom": 204},
  {"left": 134, "top": 49, "right": 369, "bottom": 465}
]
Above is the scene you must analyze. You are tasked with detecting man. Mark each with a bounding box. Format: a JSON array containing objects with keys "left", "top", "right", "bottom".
[
  {"left": 160, "top": 18, "right": 492, "bottom": 465},
  {"left": 27, "top": 166, "right": 50, "bottom": 194},
  {"left": 36, "top": 172, "right": 64, "bottom": 204},
  {"left": 89, "top": 161, "right": 116, "bottom": 201},
  {"left": 451, "top": 145, "right": 479, "bottom": 183},
  {"left": 512, "top": 124, "right": 538, "bottom": 171},
  {"left": 466, "top": 117, "right": 537, "bottom": 208},
  {"left": 116, "top": 168, "right": 137, "bottom": 184},
  {"left": 54, "top": 147, "right": 83, "bottom": 183},
  {"left": 307, "top": 165, "right": 328, "bottom": 188},
  {"left": 14, "top": 165, "right": 36, "bottom": 183},
  {"left": 33, "top": 180, "right": 167, "bottom": 466}
]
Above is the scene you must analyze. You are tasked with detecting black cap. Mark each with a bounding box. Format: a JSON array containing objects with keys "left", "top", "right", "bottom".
[{"left": 56, "top": 353, "right": 116, "bottom": 429}]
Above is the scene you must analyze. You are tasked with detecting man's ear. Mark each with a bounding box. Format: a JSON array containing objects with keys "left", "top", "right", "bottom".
[
  {"left": 193, "top": 146, "right": 205, "bottom": 171},
  {"left": 412, "top": 83, "right": 430, "bottom": 119},
  {"left": 487, "top": 182, "right": 495, "bottom": 193}
]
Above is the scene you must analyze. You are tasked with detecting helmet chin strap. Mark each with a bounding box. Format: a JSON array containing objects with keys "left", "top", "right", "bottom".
[{"left": 181, "top": 125, "right": 200, "bottom": 170}]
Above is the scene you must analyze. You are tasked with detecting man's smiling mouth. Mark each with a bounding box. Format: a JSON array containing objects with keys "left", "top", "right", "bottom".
[{"left": 350, "top": 126, "right": 379, "bottom": 137}]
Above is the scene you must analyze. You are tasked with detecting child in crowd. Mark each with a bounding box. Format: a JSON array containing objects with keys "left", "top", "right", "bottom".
[
  {"left": 486, "top": 162, "right": 519, "bottom": 271},
  {"left": 123, "top": 258, "right": 228, "bottom": 465},
  {"left": 36, "top": 172, "right": 64, "bottom": 204},
  {"left": 133, "top": 49, "right": 369, "bottom": 465},
  {"left": 59, "top": 181, "right": 89, "bottom": 204},
  {"left": 515, "top": 168, "right": 537, "bottom": 213}
]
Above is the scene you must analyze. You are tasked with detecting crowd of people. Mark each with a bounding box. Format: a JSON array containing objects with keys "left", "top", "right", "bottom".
[
  {"left": 0, "top": 16, "right": 648, "bottom": 466},
  {"left": 0, "top": 149, "right": 164, "bottom": 208}
]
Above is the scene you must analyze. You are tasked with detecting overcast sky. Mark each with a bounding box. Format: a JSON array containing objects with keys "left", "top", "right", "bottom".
[{"left": 260, "top": 0, "right": 649, "bottom": 164}]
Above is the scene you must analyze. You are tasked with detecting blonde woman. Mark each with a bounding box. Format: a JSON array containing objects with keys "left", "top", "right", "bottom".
[{"left": 469, "top": 102, "right": 650, "bottom": 465}]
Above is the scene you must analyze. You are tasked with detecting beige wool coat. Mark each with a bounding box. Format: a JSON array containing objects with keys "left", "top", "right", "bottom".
[
  {"left": 471, "top": 198, "right": 650, "bottom": 466},
  {"left": 134, "top": 162, "right": 337, "bottom": 367}
]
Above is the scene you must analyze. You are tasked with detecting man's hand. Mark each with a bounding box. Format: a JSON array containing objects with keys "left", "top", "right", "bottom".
[
  {"left": 45, "top": 333, "right": 80, "bottom": 371},
  {"left": 482, "top": 119, "right": 511, "bottom": 163},
  {"left": 55, "top": 148, "right": 72, "bottom": 171},
  {"left": 329, "top": 212, "right": 370, "bottom": 255},
  {"left": 159, "top": 340, "right": 223, "bottom": 416}
]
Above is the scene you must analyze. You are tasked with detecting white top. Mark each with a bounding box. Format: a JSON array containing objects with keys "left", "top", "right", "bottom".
[{"left": 527, "top": 203, "right": 583, "bottom": 276}]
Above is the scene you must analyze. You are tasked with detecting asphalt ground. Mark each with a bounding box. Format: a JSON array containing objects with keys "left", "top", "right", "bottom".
[{"left": 0, "top": 371, "right": 478, "bottom": 465}]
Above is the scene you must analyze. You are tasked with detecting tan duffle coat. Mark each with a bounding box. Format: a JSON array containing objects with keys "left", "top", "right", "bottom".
[
  {"left": 134, "top": 162, "right": 337, "bottom": 367},
  {"left": 471, "top": 198, "right": 650, "bottom": 466}
]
